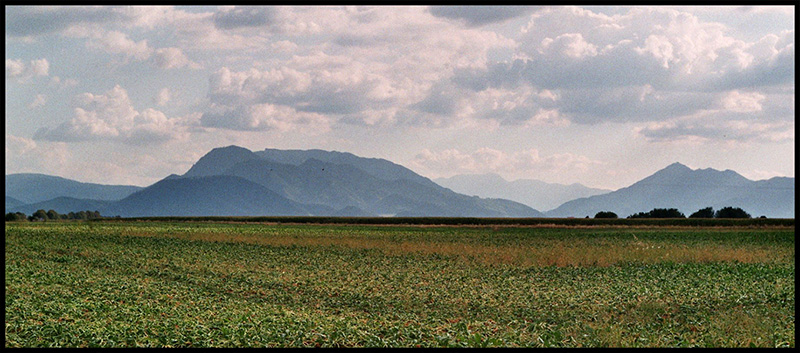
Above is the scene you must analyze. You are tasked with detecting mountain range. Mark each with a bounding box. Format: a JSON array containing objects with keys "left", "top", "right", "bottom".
[
  {"left": 543, "top": 162, "right": 794, "bottom": 218},
  {"left": 434, "top": 174, "right": 610, "bottom": 212},
  {"left": 5, "top": 147, "right": 795, "bottom": 219},
  {"left": 6, "top": 146, "right": 542, "bottom": 218}
]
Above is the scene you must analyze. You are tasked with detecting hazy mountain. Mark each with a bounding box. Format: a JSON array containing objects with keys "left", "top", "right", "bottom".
[
  {"left": 434, "top": 173, "right": 611, "bottom": 211},
  {"left": 105, "top": 175, "right": 314, "bottom": 217},
  {"left": 6, "top": 173, "right": 142, "bottom": 204},
  {"left": 8, "top": 146, "right": 541, "bottom": 217},
  {"left": 181, "top": 146, "right": 543, "bottom": 217},
  {"left": 545, "top": 162, "right": 795, "bottom": 218},
  {"left": 10, "top": 152, "right": 789, "bottom": 219},
  {"left": 6, "top": 196, "right": 25, "bottom": 211},
  {"left": 9, "top": 197, "right": 112, "bottom": 216},
  {"left": 256, "top": 148, "right": 437, "bottom": 187}
]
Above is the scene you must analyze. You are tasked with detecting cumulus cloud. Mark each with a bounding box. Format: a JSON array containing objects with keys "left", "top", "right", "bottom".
[
  {"left": 153, "top": 47, "right": 200, "bottom": 69},
  {"left": 540, "top": 33, "right": 598, "bottom": 59},
  {"left": 204, "top": 57, "right": 404, "bottom": 127},
  {"left": 444, "top": 6, "right": 794, "bottom": 127},
  {"left": 719, "top": 90, "right": 766, "bottom": 113},
  {"left": 154, "top": 87, "right": 171, "bottom": 106},
  {"left": 201, "top": 103, "right": 331, "bottom": 133},
  {"left": 6, "top": 58, "right": 49, "bottom": 79},
  {"left": 86, "top": 30, "right": 153, "bottom": 61},
  {"left": 33, "top": 85, "right": 190, "bottom": 145}
]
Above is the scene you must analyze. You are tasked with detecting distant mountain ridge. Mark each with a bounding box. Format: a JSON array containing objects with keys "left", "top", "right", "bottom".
[
  {"left": 544, "top": 162, "right": 794, "bottom": 218},
  {"left": 174, "top": 145, "right": 541, "bottom": 217},
  {"left": 434, "top": 173, "right": 610, "bottom": 211},
  {"left": 6, "top": 156, "right": 793, "bottom": 219},
  {"left": 6, "top": 173, "right": 143, "bottom": 207},
  {"left": 7, "top": 146, "right": 543, "bottom": 218}
]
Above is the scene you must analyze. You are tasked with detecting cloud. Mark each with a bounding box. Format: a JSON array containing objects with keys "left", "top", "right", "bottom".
[
  {"left": 443, "top": 6, "right": 794, "bottom": 127},
  {"left": 635, "top": 90, "right": 794, "bottom": 144},
  {"left": 5, "top": 134, "right": 38, "bottom": 156},
  {"left": 87, "top": 30, "right": 153, "bottom": 61},
  {"left": 212, "top": 6, "right": 278, "bottom": 29},
  {"left": 636, "top": 116, "right": 794, "bottom": 144},
  {"left": 540, "top": 33, "right": 598, "bottom": 59},
  {"left": 28, "top": 94, "right": 47, "bottom": 108},
  {"left": 200, "top": 103, "right": 331, "bottom": 133},
  {"left": 410, "top": 147, "right": 604, "bottom": 181},
  {"left": 719, "top": 90, "right": 766, "bottom": 113},
  {"left": 33, "top": 85, "right": 190, "bottom": 145},
  {"left": 153, "top": 47, "right": 201, "bottom": 69},
  {"left": 5, "top": 6, "right": 124, "bottom": 37},
  {"left": 6, "top": 58, "right": 49, "bottom": 79},
  {"left": 428, "top": 6, "right": 541, "bottom": 27},
  {"left": 5, "top": 134, "right": 72, "bottom": 177},
  {"left": 154, "top": 88, "right": 171, "bottom": 106},
  {"left": 205, "top": 58, "right": 404, "bottom": 125}
]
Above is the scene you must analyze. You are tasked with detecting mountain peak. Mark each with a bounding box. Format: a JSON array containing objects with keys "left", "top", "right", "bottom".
[
  {"left": 183, "top": 145, "right": 257, "bottom": 177},
  {"left": 664, "top": 162, "right": 692, "bottom": 172}
]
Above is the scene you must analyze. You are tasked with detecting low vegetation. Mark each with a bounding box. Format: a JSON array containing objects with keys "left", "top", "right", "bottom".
[{"left": 5, "top": 220, "right": 794, "bottom": 347}]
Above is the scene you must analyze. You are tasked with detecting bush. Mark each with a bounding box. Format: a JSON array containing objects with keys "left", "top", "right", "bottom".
[
  {"left": 715, "top": 206, "right": 751, "bottom": 219},
  {"left": 5, "top": 212, "right": 28, "bottom": 221},
  {"left": 594, "top": 211, "right": 618, "bottom": 219},
  {"left": 689, "top": 207, "right": 715, "bottom": 218},
  {"left": 628, "top": 208, "right": 685, "bottom": 219}
]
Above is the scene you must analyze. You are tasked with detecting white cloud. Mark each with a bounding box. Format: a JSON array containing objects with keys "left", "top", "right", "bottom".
[
  {"left": 5, "top": 135, "right": 72, "bottom": 177},
  {"left": 28, "top": 94, "right": 47, "bottom": 108},
  {"left": 5, "top": 134, "right": 38, "bottom": 155},
  {"left": 719, "top": 90, "right": 766, "bottom": 113},
  {"left": 201, "top": 102, "right": 331, "bottom": 133},
  {"left": 87, "top": 30, "right": 153, "bottom": 60},
  {"left": 540, "top": 33, "right": 598, "bottom": 59},
  {"left": 33, "top": 85, "right": 190, "bottom": 145},
  {"left": 6, "top": 58, "right": 49, "bottom": 79},
  {"left": 153, "top": 47, "right": 200, "bottom": 69},
  {"left": 154, "top": 87, "right": 171, "bottom": 106},
  {"left": 49, "top": 76, "right": 79, "bottom": 88}
]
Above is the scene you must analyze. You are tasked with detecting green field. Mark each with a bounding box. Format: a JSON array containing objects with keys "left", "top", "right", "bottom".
[{"left": 5, "top": 220, "right": 795, "bottom": 347}]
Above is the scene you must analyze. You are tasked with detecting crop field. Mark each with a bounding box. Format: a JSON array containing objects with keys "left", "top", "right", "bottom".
[{"left": 5, "top": 220, "right": 795, "bottom": 347}]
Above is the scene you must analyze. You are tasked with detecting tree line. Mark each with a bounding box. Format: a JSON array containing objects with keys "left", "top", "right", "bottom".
[
  {"left": 594, "top": 206, "right": 756, "bottom": 219},
  {"left": 5, "top": 209, "right": 103, "bottom": 222}
]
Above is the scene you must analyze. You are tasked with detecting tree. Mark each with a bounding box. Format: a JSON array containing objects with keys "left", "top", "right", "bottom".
[
  {"left": 46, "top": 209, "right": 60, "bottom": 220},
  {"left": 714, "top": 206, "right": 751, "bottom": 219},
  {"left": 689, "top": 207, "right": 715, "bottom": 218},
  {"left": 31, "top": 209, "right": 48, "bottom": 221},
  {"left": 594, "top": 211, "right": 618, "bottom": 219},
  {"left": 628, "top": 208, "right": 685, "bottom": 218},
  {"left": 5, "top": 212, "right": 27, "bottom": 221}
]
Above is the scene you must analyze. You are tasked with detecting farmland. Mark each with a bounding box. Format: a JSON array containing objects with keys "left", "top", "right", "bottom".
[{"left": 4, "top": 220, "right": 795, "bottom": 347}]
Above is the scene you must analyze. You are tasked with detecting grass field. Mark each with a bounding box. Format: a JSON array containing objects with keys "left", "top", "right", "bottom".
[{"left": 4, "top": 220, "right": 795, "bottom": 347}]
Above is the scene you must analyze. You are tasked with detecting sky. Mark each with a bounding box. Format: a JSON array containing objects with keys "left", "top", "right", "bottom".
[{"left": 5, "top": 5, "right": 795, "bottom": 190}]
